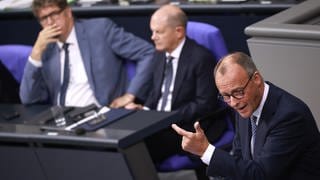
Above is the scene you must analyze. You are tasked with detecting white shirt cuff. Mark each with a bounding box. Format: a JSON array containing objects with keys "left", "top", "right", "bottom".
[
  {"left": 29, "top": 56, "right": 42, "bottom": 67},
  {"left": 201, "top": 144, "right": 215, "bottom": 165},
  {"left": 142, "top": 106, "right": 150, "bottom": 111}
]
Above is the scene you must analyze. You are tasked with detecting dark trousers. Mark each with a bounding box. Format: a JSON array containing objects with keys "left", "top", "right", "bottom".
[{"left": 146, "top": 127, "right": 186, "bottom": 163}]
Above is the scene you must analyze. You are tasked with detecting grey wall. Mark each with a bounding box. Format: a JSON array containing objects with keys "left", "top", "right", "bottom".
[
  {"left": 245, "top": 0, "right": 320, "bottom": 129},
  {"left": 248, "top": 38, "right": 320, "bottom": 129}
]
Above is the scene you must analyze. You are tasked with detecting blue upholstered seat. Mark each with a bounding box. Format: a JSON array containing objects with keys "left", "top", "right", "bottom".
[
  {"left": 0, "top": 44, "right": 32, "bottom": 83},
  {"left": 186, "top": 21, "right": 228, "bottom": 60}
]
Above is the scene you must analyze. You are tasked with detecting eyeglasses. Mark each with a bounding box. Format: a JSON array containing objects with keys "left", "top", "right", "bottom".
[
  {"left": 38, "top": 8, "right": 65, "bottom": 24},
  {"left": 218, "top": 74, "right": 254, "bottom": 103}
]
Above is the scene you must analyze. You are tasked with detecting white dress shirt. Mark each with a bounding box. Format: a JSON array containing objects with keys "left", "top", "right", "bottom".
[{"left": 156, "top": 38, "right": 186, "bottom": 111}]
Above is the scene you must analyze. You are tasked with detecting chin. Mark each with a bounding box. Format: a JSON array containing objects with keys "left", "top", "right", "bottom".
[
  {"left": 155, "top": 46, "right": 164, "bottom": 51},
  {"left": 239, "top": 113, "right": 250, "bottom": 119},
  {"left": 56, "top": 35, "right": 62, "bottom": 41},
  {"left": 238, "top": 109, "right": 252, "bottom": 119}
]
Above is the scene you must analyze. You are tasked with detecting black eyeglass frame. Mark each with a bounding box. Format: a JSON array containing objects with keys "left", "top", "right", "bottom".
[
  {"left": 38, "top": 8, "right": 65, "bottom": 24},
  {"left": 217, "top": 73, "right": 254, "bottom": 103}
]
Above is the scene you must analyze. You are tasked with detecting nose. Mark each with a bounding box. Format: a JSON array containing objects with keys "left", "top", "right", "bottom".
[
  {"left": 46, "top": 16, "right": 54, "bottom": 25},
  {"left": 151, "top": 32, "right": 158, "bottom": 41},
  {"left": 228, "top": 96, "right": 239, "bottom": 108}
]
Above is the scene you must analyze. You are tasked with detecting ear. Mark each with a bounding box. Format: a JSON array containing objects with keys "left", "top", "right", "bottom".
[
  {"left": 175, "top": 26, "right": 185, "bottom": 39},
  {"left": 253, "top": 71, "right": 263, "bottom": 85}
]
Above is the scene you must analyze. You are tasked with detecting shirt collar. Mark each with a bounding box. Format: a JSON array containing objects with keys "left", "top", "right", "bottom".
[
  {"left": 166, "top": 37, "right": 186, "bottom": 60},
  {"left": 252, "top": 82, "right": 269, "bottom": 124},
  {"left": 57, "top": 26, "right": 76, "bottom": 49}
]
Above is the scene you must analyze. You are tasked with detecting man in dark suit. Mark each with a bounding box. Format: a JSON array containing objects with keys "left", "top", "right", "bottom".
[
  {"left": 20, "top": 0, "right": 154, "bottom": 107},
  {"left": 125, "top": 4, "right": 225, "bottom": 163},
  {"left": 172, "top": 52, "right": 320, "bottom": 179}
]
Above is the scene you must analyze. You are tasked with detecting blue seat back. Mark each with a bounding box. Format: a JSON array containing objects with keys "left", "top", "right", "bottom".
[
  {"left": 0, "top": 44, "right": 32, "bottom": 83},
  {"left": 125, "top": 61, "right": 136, "bottom": 81},
  {"left": 187, "top": 21, "right": 228, "bottom": 61}
]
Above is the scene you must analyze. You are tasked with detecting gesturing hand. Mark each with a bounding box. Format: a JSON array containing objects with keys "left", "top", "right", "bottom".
[{"left": 172, "top": 121, "right": 209, "bottom": 157}]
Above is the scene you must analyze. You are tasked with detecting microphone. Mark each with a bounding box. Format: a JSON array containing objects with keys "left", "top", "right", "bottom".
[
  {"left": 74, "top": 127, "right": 86, "bottom": 135},
  {"left": 40, "top": 126, "right": 86, "bottom": 135},
  {"left": 64, "top": 106, "right": 110, "bottom": 131}
]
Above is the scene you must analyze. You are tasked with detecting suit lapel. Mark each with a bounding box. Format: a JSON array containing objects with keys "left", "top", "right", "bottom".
[
  {"left": 153, "top": 53, "right": 166, "bottom": 104},
  {"left": 44, "top": 44, "right": 61, "bottom": 97},
  {"left": 253, "top": 82, "right": 278, "bottom": 158},
  {"left": 171, "top": 39, "right": 190, "bottom": 104},
  {"left": 237, "top": 114, "right": 252, "bottom": 160},
  {"left": 74, "top": 21, "right": 94, "bottom": 90}
]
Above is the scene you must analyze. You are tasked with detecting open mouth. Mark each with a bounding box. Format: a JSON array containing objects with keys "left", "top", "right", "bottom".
[{"left": 237, "top": 104, "right": 247, "bottom": 112}]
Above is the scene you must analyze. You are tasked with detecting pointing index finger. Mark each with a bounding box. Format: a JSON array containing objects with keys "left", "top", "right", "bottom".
[{"left": 171, "top": 124, "right": 194, "bottom": 138}]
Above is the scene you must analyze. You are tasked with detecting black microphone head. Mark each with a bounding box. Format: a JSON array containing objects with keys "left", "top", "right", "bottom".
[{"left": 74, "top": 128, "right": 86, "bottom": 135}]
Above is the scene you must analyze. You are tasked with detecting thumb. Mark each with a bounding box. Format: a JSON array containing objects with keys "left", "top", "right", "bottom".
[{"left": 194, "top": 121, "right": 204, "bottom": 134}]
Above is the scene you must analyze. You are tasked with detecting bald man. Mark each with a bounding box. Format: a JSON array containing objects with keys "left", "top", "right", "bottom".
[
  {"left": 173, "top": 52, "right": 320, "bottom": 179},
  {"left": 126, "top": 5, "right": 225, "bottom": 164}
]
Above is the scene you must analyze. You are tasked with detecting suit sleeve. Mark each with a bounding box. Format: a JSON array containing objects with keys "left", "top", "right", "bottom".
[
  {"left": 103, "top": 19, "right": 155, "bottom": 101},
  {"left": 143, "top": 53, "right": 162, "bottom": 109},
  {"left": 19, "top": 60, "right": 50, "bottom": 104}
]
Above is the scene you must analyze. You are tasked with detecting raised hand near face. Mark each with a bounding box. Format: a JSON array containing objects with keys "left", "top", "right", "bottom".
[{"left": 31, "top": 24, "right": 62, "bottom": 61}]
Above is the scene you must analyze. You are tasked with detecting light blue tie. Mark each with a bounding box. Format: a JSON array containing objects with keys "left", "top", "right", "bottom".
[{"left": 250, "top": 115, "right": 257, "bottom": 157}]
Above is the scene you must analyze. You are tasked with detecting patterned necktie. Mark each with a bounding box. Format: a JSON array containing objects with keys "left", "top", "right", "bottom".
[
  {"left": 59, "top": 43, "right": 70, "bottom": 106},
  {"left": 160, "top": 56, "right": 174, "bottom": 111},
  {"left": 250, "top": 115, "right": 258, "bottom": 157}
]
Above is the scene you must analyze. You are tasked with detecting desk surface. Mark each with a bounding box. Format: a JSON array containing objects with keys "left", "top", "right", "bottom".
[
  {"left": 0, "top": 104, "right": 180, "bottom": 149},
  {"left": 0, "top": 104, "right": 164, "bottom": 180}
]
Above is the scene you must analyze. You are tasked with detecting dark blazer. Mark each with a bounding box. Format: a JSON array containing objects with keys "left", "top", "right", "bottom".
[
  {"left": 20, "top": 18, "right": 154, "bottom": 106},
  {"left": 208, "top": 82, "right": 320, "bottom": 180},
  {"left": 145, "top": 38, "right": 224, "bottom": 137}
]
